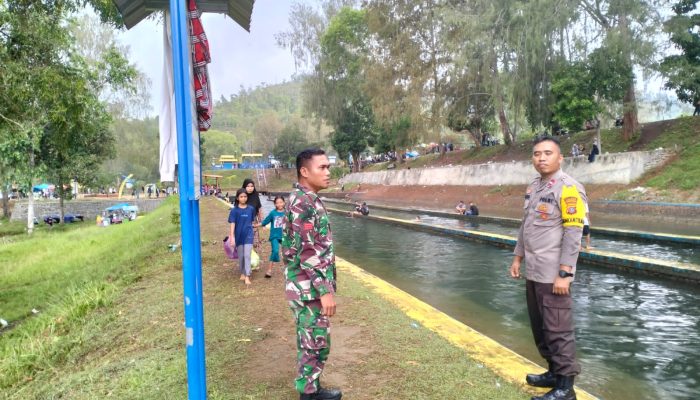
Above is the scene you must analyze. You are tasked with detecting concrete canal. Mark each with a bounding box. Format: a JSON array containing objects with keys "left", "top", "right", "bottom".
[
  {"left": 353, "top": 206, "right": 700, "bottom": 266},
  {"left": 328, "top": 213, "right": 700, "bottom": 400}
]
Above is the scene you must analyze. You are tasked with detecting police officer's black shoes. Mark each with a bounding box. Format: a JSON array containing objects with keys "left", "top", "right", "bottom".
[
  {"left": 526, "top": 370, "right": 556, "bottom": 388},
  {"left": 526, "top": 361, "right": 556, "bottom": 388},
  {"left": 531, "top": 375, "right": 576, "bottom": 400},
  {"left": 300, "top": 386, "right": 343, "bottom": 400}
]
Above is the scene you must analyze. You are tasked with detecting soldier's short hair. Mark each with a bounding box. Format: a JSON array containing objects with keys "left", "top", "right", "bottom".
[
  {"left": 533, "top": 135, "right": 561, "bottom": 150},
  {"left": 296, "top": 148, "right": 326, "bottom": 179}
]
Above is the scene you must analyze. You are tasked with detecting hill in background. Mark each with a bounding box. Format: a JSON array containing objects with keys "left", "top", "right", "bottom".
[{"left": 101, "top": 80, "right": 327, "bottom": 185}]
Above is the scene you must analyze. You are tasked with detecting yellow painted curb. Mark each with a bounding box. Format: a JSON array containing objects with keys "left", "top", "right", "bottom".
[{"left": 336, "top": 257, "right": 599, "bottom": 400}]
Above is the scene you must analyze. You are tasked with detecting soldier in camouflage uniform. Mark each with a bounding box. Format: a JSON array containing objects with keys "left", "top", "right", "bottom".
[{"left": 282, "top": 148, "right": 342, "bottom": 400}]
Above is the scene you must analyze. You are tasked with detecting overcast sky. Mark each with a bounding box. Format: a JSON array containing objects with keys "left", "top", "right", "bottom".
[
  {"left": 116, "top": 1, "right": 690, "bottom": 121},
  {"left": 116, "top": 0, "right": 299, "bottom": 116}
]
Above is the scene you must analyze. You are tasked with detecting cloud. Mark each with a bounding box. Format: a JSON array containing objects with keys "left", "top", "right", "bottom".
[{"left": 116, "top": 0, "right": 298, "bottom": 116}]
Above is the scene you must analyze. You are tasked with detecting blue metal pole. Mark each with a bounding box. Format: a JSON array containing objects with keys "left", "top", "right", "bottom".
[{"left": 169, "top": 0, "right": 207, "bottom": 398}]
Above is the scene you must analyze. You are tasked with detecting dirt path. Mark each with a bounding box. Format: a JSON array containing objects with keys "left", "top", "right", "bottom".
[{"left": 198, "top": 198, "right": 377, "bottom": 399}]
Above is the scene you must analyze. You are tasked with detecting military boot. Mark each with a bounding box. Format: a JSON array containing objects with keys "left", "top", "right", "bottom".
[
  {"left": 299, "top": 386, "right": 343, "bottom": 400},
  {"left": 526, "top": 361, "right": 556, "bottom": 388},
  {"left": 531, "top": 375, "right": 576, "bottom": 400}
]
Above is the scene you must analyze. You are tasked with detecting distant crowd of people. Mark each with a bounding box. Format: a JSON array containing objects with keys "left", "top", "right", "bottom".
[
  {"left": 201, "top": 183, "right": 222, "bottom": 197},
  {"left": 361, "top": 151, "right": 398, "bottom": 166}
]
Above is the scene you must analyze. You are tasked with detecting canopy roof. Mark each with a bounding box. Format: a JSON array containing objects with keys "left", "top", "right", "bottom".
[
  {"left": 106, "top": 203, "right": 136, "bottom": 211},
  {"left": 112, "top": 0, "right": 254, "bottom": 30}
]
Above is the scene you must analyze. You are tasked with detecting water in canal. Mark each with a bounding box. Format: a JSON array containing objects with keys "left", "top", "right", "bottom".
[
  {"left": 329, "top": 213, "right": 700, "bottom": 400},
  {"left": 353, "top": 206, "right": 700, "bottom": 265}
]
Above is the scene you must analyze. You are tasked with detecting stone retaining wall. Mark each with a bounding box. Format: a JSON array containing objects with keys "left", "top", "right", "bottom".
[
  {"left": 340, "top": 149, "right": 673, "bottom": 186},
  {"left": 592, "top": 200, "right": 700, "bottom": 220},
  {"left": 10, "top": 198, "right": 167, "bottom": 221}
]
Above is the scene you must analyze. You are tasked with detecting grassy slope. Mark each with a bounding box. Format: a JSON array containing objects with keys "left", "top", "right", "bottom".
[
  {"left": 642, "top": 117, "right": 700, "bottom": 191},
  {"left": 0, "top": 198, "right": 181, "bottom": 391},
  {"left": 1, "top": 198, "right": 530, "bottom": 399}
]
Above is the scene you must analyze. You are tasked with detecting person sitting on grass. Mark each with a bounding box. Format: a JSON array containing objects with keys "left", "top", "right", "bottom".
[
  {"left": 456, "top": 200, "right": 467, "bottom": 214},
  {"left": 260, "top": 196, "right": 286, "bottom": 278}
]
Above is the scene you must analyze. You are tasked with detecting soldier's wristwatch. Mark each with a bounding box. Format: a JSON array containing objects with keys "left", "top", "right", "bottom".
[{"left": 558, "top": 270, "right": 574, "bottom": 278}]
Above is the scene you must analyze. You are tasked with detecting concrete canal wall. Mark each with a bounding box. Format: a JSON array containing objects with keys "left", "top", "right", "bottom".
[
  {"left": 327, "top": 207, "right": 700, "bottom": 282},
  {"left": 10, "top": 198, "right": 166, "bottom": 221},
  {"left": 339, "top": 149, "right": 672, "bottom": 186}
]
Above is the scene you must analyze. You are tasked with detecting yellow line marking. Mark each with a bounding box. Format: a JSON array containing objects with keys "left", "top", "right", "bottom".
[{"left": 336, "top": 257, "right": 599, "bottom": 400}]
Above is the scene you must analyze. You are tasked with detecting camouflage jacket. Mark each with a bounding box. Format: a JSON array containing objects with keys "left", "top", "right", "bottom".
[{"left": 282, "top": 184, "right": 336, "bottom": 301}]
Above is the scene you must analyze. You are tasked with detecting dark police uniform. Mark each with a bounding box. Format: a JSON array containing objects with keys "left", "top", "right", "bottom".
[{"left": 514, "top": 169, "right": 586, "bottom": 377}]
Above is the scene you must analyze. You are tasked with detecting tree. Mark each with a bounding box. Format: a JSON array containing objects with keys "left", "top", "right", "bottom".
[
  {"left": 374, "top": 115, "right": 415, "bottom": 160},
  {"left": 365, "top": 0, "right": 449, "bottom": 143},
  {"left": 550, "top": 62, "right": 600, "bottom": 132},
  {"left": 39, "top": 73, "right": 116, "bottom": 222},
  {"left": 330, "top": 98, "right": 376, "bottom": 171},
  {"left": 273, "top": 122, "right": 310, "bottom": 164},
  {"left": 660, "top": 0, "right": 700, "bottom": 104},
  {"left": 100, "top": 117, "right": 160, "bottom": 185},
  {"left": 0, "top": 1, "right": 135, "bottom": 232},
  {"left": 69, "top": 14, "right": 149, "bottom": 118},
  {"left": 445, "top": 57, "right": 494, "bottom": 147},
  {"left": 303, "top": 7, "right": 376, "bottom": 171},
  {"left": 275, "top": 0, "right": 358, "bottom": 71},
  {"left": 253, "top": 112, "right": 284, "bottom": 155},
  {"left": 575, "top": 0, "right": 662, "bottom": 140}
]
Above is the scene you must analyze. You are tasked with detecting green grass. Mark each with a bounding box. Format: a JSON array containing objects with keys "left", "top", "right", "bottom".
[
  {"left": 0, "top": 217, "right": 88, "bottom": 246},
  {"left": 643, "top": 117, "right": 700, "bottom": 191},
  {"left": 0, "top": 217, "right": 25, "bottom": 239},
  {"left": 0, "top": 197, "right": 180, "bottom": 390}
]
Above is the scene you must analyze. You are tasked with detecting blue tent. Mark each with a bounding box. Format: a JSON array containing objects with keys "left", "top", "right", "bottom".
[
  {"left": 32, "top": 183, "right": 52, "bottom": 191},
  {"left": 106, "top": 203, "right": 131, "bottom": 211}
]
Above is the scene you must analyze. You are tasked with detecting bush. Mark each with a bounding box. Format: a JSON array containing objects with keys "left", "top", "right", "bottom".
[{"left": 330, "top": 166, "right": 350, "bottom": 179}]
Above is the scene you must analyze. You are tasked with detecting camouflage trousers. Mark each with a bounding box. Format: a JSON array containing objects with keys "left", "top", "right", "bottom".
[{"left": 289, "top": 299, "right": 331, "bottom": 394}]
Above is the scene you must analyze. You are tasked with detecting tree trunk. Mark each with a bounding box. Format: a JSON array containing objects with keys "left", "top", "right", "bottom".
[
  {"left": 27, "top": 152, "right": 35, "bottom": 234},
  {"left": 492, "top": 53, "right": 514, "bottom": 145},
  {"left": 2, "top": 183, "right": 9, "bottom": 219},
  {"left": 622, "top": 83, "right": 638, "bottom": 141},
  {"left": 619, "top": 13, "right": 638, "bottom": 141},
  {"left": 596, "top": 118, "right": 602, "bottom": 155},
  {"left": 58, "top": 178, "right": 65, "bottom": 224},
  {"left": 351, "top": 151, "right": 361, "bottom": 172},
  {"left": 471, "top": 127, "right": 482, "bottom": 148},
  {"left": 497, "top": 106, "right": 513, "bottom": 145}
]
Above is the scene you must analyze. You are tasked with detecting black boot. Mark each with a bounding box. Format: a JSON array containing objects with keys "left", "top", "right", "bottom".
[
  {"left": 531, "top": 375, "right": 576, "bottom": 400},
  {"left": 526, "top": 361, "right": 556, "bottom": 388},
  {"left": 300, "top": 386, "right": 343, "bottom": 400}
]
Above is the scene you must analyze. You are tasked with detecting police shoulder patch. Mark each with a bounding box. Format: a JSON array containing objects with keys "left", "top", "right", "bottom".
[{"left": 560, "top": 184, "right": 584, "bottom": 228}]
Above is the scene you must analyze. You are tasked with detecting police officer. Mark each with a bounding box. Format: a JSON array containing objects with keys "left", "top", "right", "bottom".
[
  {"left": 282, "top": 148, "right": 342, "bottom": 400},
  {"left": 510, "top": 136, "right": 587, "bottom": 400}
]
